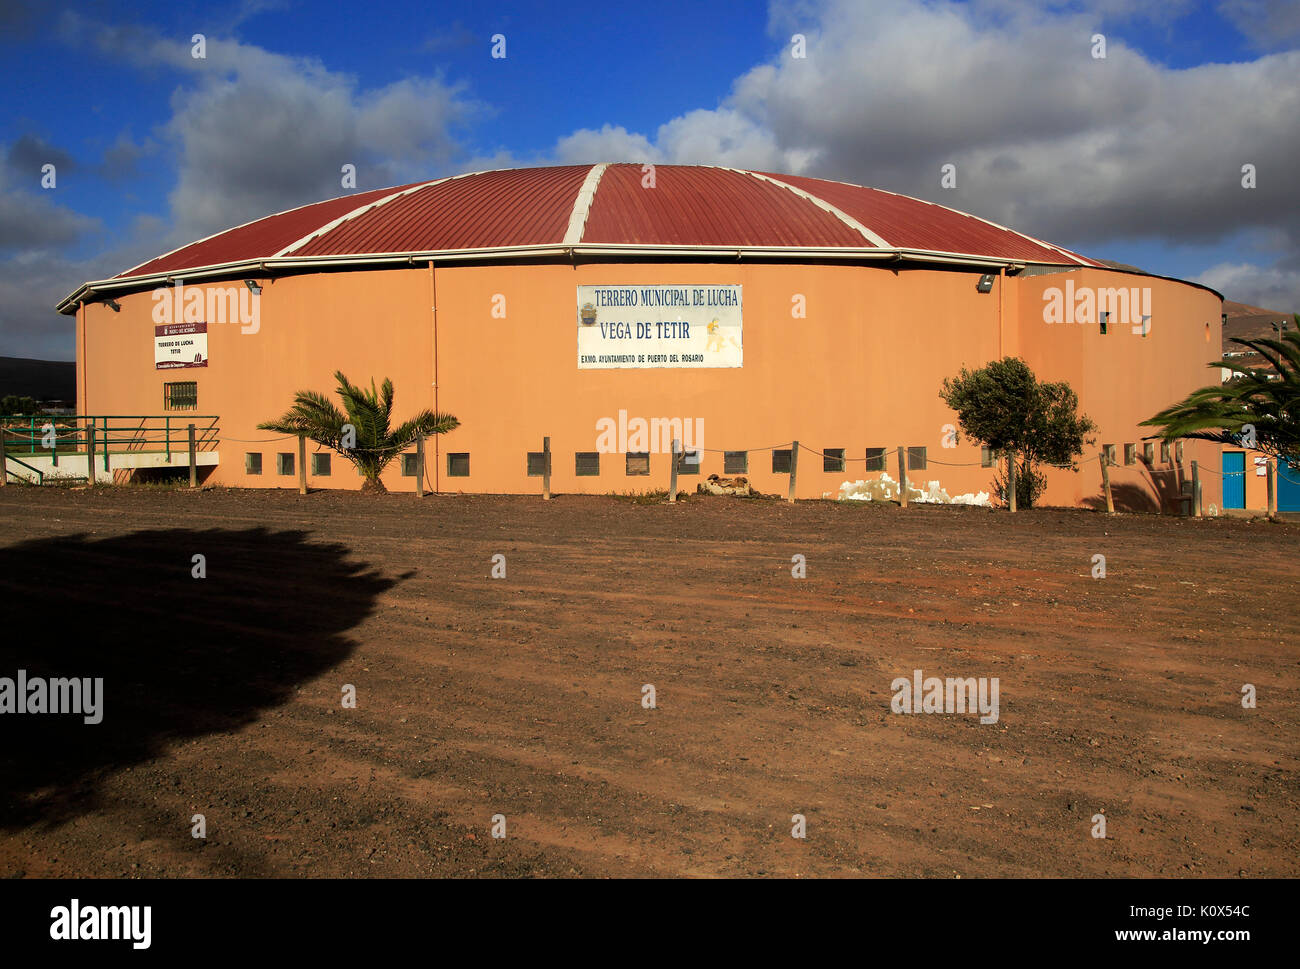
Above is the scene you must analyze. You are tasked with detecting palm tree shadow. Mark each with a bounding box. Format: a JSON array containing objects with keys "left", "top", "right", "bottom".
[
  {"left": 1081, "top": 460, "right": 1188, "bottom": 514},
  {"left": 0, "top": 527, "right": 397, "bottom": 829}
]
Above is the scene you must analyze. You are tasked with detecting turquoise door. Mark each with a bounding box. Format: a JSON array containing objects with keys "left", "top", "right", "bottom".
[
  {"left": 1280, "top": 458, "right": 1300, "bottom": 513},
  {"left": 1222, "top": 452, "right": 1245, "bottom": 509}
]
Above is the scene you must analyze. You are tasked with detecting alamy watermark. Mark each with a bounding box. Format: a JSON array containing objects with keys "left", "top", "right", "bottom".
[
  {"left": 50, "top": 899, "right": 150, "bottom": 949},
  {"left": 0, "top": 670, "right": 103, "bottom": 724},
  {"left": 595, "top": 408, "right": 703, "bottom": 454},
  {"left": 890, "top": 669, "right": 999, "bottom": 724},
  {"left": 1043, "top": 281, "right": 1151, "bottom": 334},
  {"left": 152, "top": 279, "right": 260, "bottom": 334}
]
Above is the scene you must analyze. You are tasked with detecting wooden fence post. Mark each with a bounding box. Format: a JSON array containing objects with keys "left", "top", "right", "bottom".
[
  {"left": 1191, "top": 460, "right": 1201, "bottom": 517},
  {"left": 788, "top": 440, "right": 799, "bottom": 503},
  {"left": 298, "top": 434, "right": 308, "bottom": 495},
  {"left": 542, "top": 436, "right": 551, "bottom": 501},
  {"left": 897, "top": 445, "right": 908, "bottom": 508},
  {"left": 187, "top": 423, "right": 197, "bottom": 488},
  {"left": 669, "top": 438, "right": 679, "bottom": 503},
  {"left": 415, "top": 433, "right": 425, "bottom": 498},
  {"left": 87, "top": 423, "right": 97, "bottom": 487},
  {"left": 1267, "top": 457, "right": 1276, "bottom": 519},
  {"left": 1008, "top": 452, "right": 1018, "bottom": 513},
  {"left": 1100, "top": 449, "right": 1114, "bottom": 514}
]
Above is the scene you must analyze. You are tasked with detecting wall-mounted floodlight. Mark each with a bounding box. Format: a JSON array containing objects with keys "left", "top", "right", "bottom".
[
  {"left": 976, "top": 273, "right": 996, "bottom": 293},
  {"left": 105, "top": 298, "right": 121, "bottom": 312},
  {"left": 244, "top": 280, "right": 262, "bottom": 295}
]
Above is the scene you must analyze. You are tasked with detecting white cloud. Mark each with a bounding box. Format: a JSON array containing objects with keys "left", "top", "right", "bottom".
[
  {"left": 539, "top": 0, "right": 1300, "bottom": 305},
  {"left": 59, "top": 12, "right": 481, "bottom": 245},
  {"left": 1197, "top": 261, "right": 1300, "bottom": 313},
  {"left": 4, "top": 15, "right": 483, "bottom": 357},
  {"left": 553, "top": 125, "right": 660, "bottom": 166}
]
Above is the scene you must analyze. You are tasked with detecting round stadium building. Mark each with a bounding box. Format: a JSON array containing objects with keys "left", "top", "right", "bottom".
[{"left": 57, "top": 163, "right": 1224, "bottom": 508}]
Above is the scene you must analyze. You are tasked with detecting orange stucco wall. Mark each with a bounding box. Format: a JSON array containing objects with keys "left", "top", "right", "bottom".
[
  {"left": 76, "top": 260, "right": 1222, "bottom": 508},
  {"left": 1229, "top": 448, "right": 1282, "bottom": 512},
  {"left": 1011, "top": 268, "right": 1223, "bottom": 512}
]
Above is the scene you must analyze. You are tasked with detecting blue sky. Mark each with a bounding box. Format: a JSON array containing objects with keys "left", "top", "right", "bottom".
[{"left": 3, "top": 0, "right": 1298, "bottom": 358}]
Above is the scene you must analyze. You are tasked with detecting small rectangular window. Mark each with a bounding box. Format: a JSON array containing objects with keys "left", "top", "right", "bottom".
[
  {"left": 312, "top": 452, "right": 331, "bottom": 476},
  {"left": 865, "top": 447, "right": 886, "bottom": 472},
  {"left": 245, "top": 452, "right": 262, "bottom": 475},
  {"left": 401, "top": 453, "right": 420, "bottom": 477},
  {"left": 277, "top": 452, "right": 294, "bottom": 476},
  {"left": 447, "top": 453, "right": 469, "bottom": 477},
  {"left": 527, "top": 452, "right": 547, "bottom": 476},
  {"left": 163, "top": 381, "right": 198, "bottom": 411},
  {"left": 626, "top": 452, "right": 650, "bottom": 476},
  {"left": 823, "top": 448, "right": 845, "bottom": 472},
  {"left": 724, "top": 451, "right": 748, "bottom": 475},
  {"left": 1143, "top": 442, "right": 1155, "bottom": 464},
  {"left": 1175, "top": 441, "right": 1184, "bottom": 462},
  {"left": 908, "top": 446, "right": 927, "bottom": 471},
  {"left": 678, "top": 449, "right": 701, "bottom": 475},
  {"left": 1103, "top": 444, "right": 1116, "bottom": 465},
  {"left": 1099, "top": 311, "right": 1109, "bottom": 335},
  {"left": 575, "top": 452, "right": 600, "bottom": 476},
  {"left": 1160, "top": 440, "right": 1170, "bottom": 463},
  {"left": 981, "top": 446, "right": 994, "bottom": 468},
  {"left": 1124, "top": 444, "right": 1136, "bottom": 466},
  {"left": 772, "top": 449, "right": 792, "bottom": 473}
]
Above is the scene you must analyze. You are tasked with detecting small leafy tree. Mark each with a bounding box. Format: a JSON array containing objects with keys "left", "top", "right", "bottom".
[
  {"left": 258, "top": 371, "right": 459, "bottom": 492},
  {"left": 940, "top": 357, "right": 1096, "bottom": 508},
  {"left": 1, "top": 395, "right": 41, "bottom": 415},
  {"left": 1141, "top": 319, "right": 1299, "bottom": 463}
]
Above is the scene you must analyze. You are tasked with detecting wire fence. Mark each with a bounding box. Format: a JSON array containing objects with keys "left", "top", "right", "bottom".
[{"left": 8, "top": 418, "right": 1296, "bottom": 506}]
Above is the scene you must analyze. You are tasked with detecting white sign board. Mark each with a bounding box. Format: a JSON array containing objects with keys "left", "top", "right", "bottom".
[
  {"left": 577, "top": 285, "right": 742, "bottom": 369},
  {"left": 155, "top": 322, "right": 208, "bottom": 370}
]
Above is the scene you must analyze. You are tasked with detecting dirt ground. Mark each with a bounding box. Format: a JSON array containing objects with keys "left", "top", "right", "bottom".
[{"left": 0, "top": 485, "right": 1296, "bottom": 878}]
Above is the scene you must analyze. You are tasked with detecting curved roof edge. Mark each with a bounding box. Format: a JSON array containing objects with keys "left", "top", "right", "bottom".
[
  {"left": 55, "top": 163, "right": 1225, "bottom": 313},
  {"left": 55, "top": 243, "right": 1223, "bottom": 315}
]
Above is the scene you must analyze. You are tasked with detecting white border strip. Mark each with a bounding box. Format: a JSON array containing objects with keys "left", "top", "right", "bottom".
[
  {"left": 730, "top": 168, "right": 892, "bottom": 248},
  {"left": 115, "top": 184, "right": 428, "bottom": 278},
  {"left": 275, "top": 172, "right": 485, "bottom": 257},
  {"left": 563, "top": 163, "right": 609, "bottom": 245}
]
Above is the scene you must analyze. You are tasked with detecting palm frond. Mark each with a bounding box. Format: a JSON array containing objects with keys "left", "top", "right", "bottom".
[{"left": 261, "top": 372, "right": 460, "bottom": 486}]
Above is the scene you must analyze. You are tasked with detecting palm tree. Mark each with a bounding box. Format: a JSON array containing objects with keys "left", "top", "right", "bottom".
[
  {"left": 258, "top": 371, "right": 459, "bottom": 492},
  {"left": 1141, "top": 319, "right": 1299, "bottom": 463}
]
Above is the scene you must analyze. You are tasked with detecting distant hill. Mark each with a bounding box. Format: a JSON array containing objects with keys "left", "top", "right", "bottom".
[
  {"left": 1222, "top": 300, "right": 1295, "bottom": 345},
  {"left": 1217, "top": 300, "right": 1295, "bottom": 378},
  {"left": 0, "top": 357, "right": 76, "bottom": 403},
  {"left": 1095, "top": 257, "right": 1147, "bottom": 274}
]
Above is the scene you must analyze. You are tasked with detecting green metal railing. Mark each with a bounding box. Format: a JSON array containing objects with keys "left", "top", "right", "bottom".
[
  {"left": 3, "top": 453, "right": 44, "bottom": 484},
  {"left": 1, "top": 414, "right": 220, "bottom": 480}
]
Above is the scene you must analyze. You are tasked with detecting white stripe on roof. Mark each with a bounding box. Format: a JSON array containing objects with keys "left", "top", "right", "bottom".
[
  {"left": 565, "top": 163, "right": 609, "bottom": 245},
  {"left": 274, "top": 172, "right": 487, "bottom": 257},
  {"left": 729, "top": 168, "right": 892, "bottom": 248}
]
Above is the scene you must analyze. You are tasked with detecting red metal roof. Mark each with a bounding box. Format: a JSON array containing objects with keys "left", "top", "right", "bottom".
[
  {"left": 293, "top": 166, "right": 592, "bottom": 256},
  {"left": 580, "top": 164, "right": 869, "bottom": 248},
  {"left": 768, "top": 173, "right": 1094, "bottom": 264},
  {"left": 119, "top": 183, "right": 417, "bottom": 278},
  {"left": 110, "top": 164, "right": 1103, "bottom": 283}
]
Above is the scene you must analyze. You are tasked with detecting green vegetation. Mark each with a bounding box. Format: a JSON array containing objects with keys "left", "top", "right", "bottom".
[
  {"left": 259, "top": 371, "right": 459, "bottom": 492},
  {"left": 940, "top": 356, "right": 1096, "bottom": 508},
  {"left": 0, "top": 395, "right": 42, "bottom": 415},
  {"left": 1142, "top": 318, "right": 1299, "bottom": 463}
]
